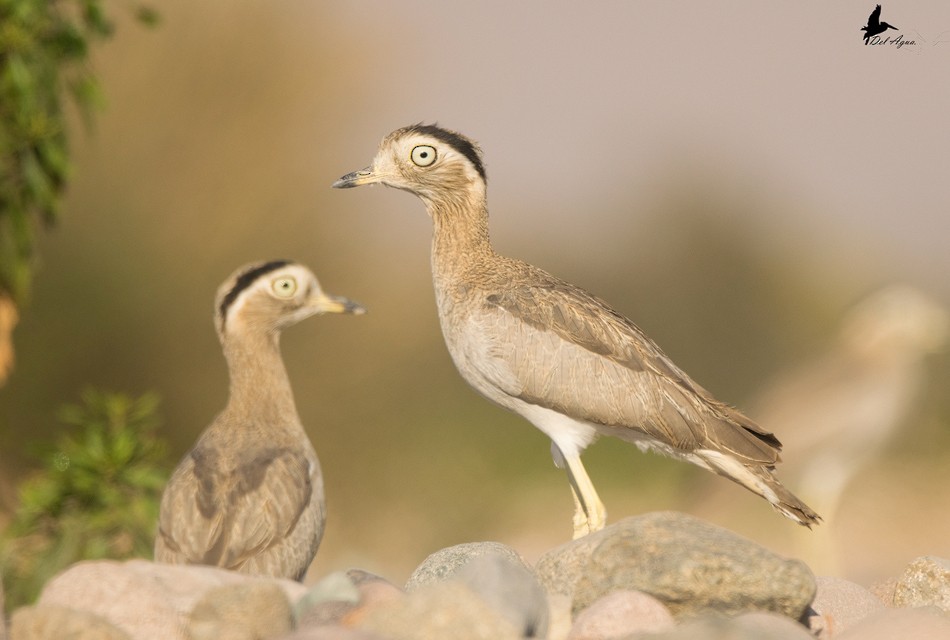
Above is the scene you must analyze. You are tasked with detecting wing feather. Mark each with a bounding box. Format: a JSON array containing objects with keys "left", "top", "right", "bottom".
[
  {"left": 480, "top": 279, "right": 780, "bottom": 464},
  {"left": 156, "top": 443, "right": 312, "bottom": 571}
]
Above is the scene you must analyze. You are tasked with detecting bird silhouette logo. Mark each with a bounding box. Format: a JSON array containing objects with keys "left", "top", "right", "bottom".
[{"left": 861, "top": 5, "right": 898, "bottom": 44}]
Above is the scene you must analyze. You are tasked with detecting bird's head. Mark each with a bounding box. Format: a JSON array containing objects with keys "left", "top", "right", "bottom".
[
  {"left": 333, "top": 124, "right": 487, "bottom": 209},
  {"left": 214, "top": 260, "right": 364, "bottom": 340}
]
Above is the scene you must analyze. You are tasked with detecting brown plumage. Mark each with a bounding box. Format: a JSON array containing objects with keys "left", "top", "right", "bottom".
[
  {"left": 334, "top": 124, "right": 819, "bottom": 538},
  {"left": 154, "top": 261, "right": 364, "bottom": 579}
]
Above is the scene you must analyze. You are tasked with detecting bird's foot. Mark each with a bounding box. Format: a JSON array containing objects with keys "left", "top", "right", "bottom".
[{"left": 571, "top": 490, "right": 607, "bottom": 539}]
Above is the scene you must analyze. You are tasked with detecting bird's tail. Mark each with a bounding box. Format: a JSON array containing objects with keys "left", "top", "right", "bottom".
[
  {"left": 697, "top": 449, "right": 822, "bottom": 528},
  {"left": 760, "top": 474, "right": 823, "bottom": 528}
]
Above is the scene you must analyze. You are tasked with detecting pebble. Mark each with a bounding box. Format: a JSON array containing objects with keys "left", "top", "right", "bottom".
[
  {"left": 567, "top": 590, "right": 674, "bottom": 639},
  {"left": 404, "top": 541, "right": 531, "bottom": 591},
  {"left": 808, "top": 576, "right": 885, "bottom": 638},
  {"left": 355, "top": 580, "right": 522, "bottom": 640},
  {"left": 187, "top": 582, "right": 292, "bottom": 640},
  {"left": 17, "top": 512, "right": 950, "bottom": 640},
  {"left": 837, "top": 606, "right": 950, "bottom": 640},
  {"left": 894, "top": 556, "right": 950, "bottom": 612},
  {"left": 10, "top": 604, "right": 131, "bottom": 640},
  {"left": 34, "top": 559, "right": 306, "bottom": 640},
  {"left": 277, "top": 626, "right": 389, "bottom": 640},
  {"left": 622, "top": 612, "right": 813, "bottom": 639},
  {"left": 454, "top": 551, "right": 549, "bottom": 637},
  {"left": 294, "top": 570, "right": 404, "bottom": 630}
]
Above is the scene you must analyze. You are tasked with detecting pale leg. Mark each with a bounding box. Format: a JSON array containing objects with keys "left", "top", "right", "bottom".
[{"left": 564, "top": 454, "right": 607, "bottom": 539}]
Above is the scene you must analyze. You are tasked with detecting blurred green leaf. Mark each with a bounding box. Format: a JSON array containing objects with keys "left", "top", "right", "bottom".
[
  {"left": 0, "top": 0, "right": 160, "bottom": 305},
  {"left": 0, "top": 389, "right": 169, "bottom": 611}
]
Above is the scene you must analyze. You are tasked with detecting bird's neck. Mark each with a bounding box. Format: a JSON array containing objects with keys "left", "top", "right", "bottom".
[
  {"left": 428, "top": 195, "right": 494, "bottom": 281},
  {"left": 221, "top": 331, "right": 299, "bottom": 424}
]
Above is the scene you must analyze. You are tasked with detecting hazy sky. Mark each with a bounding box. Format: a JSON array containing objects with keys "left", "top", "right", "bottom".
[{"left": 321, "top": 1, "right": 950, "bottom": 291}]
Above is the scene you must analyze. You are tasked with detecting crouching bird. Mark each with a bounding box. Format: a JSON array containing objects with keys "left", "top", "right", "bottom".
[
  {"left": 155, "top": 260, "right": 364, "bottom": 579},
  {"left": 333, "top": 124, "right": 819, "bottom": 539}
]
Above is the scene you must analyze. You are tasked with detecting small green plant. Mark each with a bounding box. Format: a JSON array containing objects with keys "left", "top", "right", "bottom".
[{"left": 0, "top": 389, "right": 169, "bottom": 611}]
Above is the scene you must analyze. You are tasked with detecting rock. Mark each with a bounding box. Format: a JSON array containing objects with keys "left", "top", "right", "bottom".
[
  {"left": 455, "top": 552, "right": 550, "bottom": 637},
  {"left": 404, "top": 541, "right": 531, "bottom": 591},
  {"left": 567, "top": 590, "right": 673, "bottom": 639},
  {"left": 807, "top": 576, "right": 884, "bottom": 638},
  {"left": 547, "top": 594, "right": 574, "bottom": 640},
  {"left": 187, "top": 582, "right": 292, "bottom": 640},
  {"left": 623, "top": 612, "right": 813, "bottom": 639},
  {"left": 837, "top": 606, "right": 950, "bottom": 640},
  {"left": 356, "top": 580, "right": 522, "bottom": 640},
  {"left": 894, "top": 556, "right": 950, "bottom": 612},
  {"left": 868, "top": 577, "right": 897, "bottom": 607},
  {"left": 10, "top": 604, "right": 131, "bottom": 640},
  {"left": 536, "top": 512, "right": 815, "bottom": 620},
  {"left": 294, "top": 572, "right": 362, "bottom": 628},
  {"left": 37, "top": 559, "right": 307, "bottom": 640},
  {"left": 277, "top": 626, "right": 388, "bottom": 640},
  {"left": 294, "top": 570, "right": 404, "bottom": 630}
]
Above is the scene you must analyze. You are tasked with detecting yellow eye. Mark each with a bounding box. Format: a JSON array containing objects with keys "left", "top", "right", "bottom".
[
  {"left": 410, "top": 145, "right": 437, "bottom": 167},
  {"left": 271, "top": 277, "right": 298, "bottom": 298}
]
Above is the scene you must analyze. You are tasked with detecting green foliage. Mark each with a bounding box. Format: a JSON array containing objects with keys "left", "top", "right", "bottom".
[
  {"left": 0, "top": 0, "right": 155, "bottom": 304},
  {"left": 0, "top": 389, "right": 169, "bottom": 610}
]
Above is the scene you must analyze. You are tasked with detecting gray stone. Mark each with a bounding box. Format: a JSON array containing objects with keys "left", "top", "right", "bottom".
[
  {"left": 621, "top": 612, "right": 813, "bottom": 639},
  {"left": 356, "top": 580, "right": 521, "bottom": 640},
  {"left": 37, "top": 559, "right": 306, "bottom": 640},
  {"left": 455, "top": 552, "right": 550, "bottom": 637},
  {"left": 10, "top": 604, "right": 131, "bottom": 640},
  {"left": 568, "top": 590, "right": 674, "bottom": 639},
  {"left": 536, "top": 512, "right": 815, "bottom": 620},
  {"left": 808, "top": 576, "right": 884, "bottom": 638},
  {"left": 187, "top": 582, "right": 292, "bottom": 640},
  {"left": 837, "top": 606, "right": 950, "bottom": 640},
  {"left": 894, "top": 556, "right": 950, "bottom": 612},
  {"left": 405, "top": 541, "right": 531, "bottom": 591}
]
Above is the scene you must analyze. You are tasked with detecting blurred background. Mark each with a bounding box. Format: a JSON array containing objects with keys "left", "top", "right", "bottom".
[{"left": 2, "top": 0, "right": 949, "bottom": 592}]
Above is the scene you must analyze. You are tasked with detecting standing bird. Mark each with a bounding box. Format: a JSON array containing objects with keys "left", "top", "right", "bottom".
[
  {"left": 333, "top": 124, "right": 819, "bottom": 538},
  {"left": 155, "top": 260, "right": 364, "bottom": 579},
  {"left": 862, "top": 5, "right": 898, "bottom": 44}
]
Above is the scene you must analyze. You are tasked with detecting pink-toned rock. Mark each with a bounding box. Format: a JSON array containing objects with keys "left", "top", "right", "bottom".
[
  {"left": 631, "top": 612, "right": 812, "bottom": 639},
  {"left": 37, "top": 559, "right": 307, "bottom": 640},
  {"left": 546, "top": 594, "right": 573, "bottom": 640},
  {"left": 356, "top": 581, "right": 522, "bottom": 640},
  {"left": 10, "top": 604, "right": 130, "bottom": 640},
  {"left": 868, "top": 578, "right": 897, "bottom": 607},
  {"left": 731, "top": 612, "right": 814, "bottom": 639},
  {"left": 568, "top": 590, "right": 673, "bottom": 639},
  {"left": 278, "top": 626, "right": 388, "bottom": 640},
  {"left": 809, "top": 576, "right": 885, "bottom": 638},
  {"left": 837, "top": 606, "right": 950, "bottom": 640}
]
